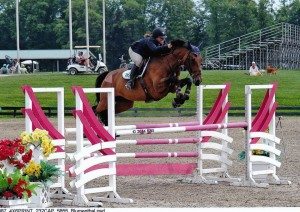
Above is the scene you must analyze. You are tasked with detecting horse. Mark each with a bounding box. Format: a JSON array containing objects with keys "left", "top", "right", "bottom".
[{"left": 94, "top": 39, "right": 203, "bottom": 125}]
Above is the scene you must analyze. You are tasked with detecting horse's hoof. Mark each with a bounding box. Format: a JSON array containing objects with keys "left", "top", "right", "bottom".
[
  {"left": 172, "top": 101, "right": 178, "bottom": 108},
  {"left": 176, "top": 93, "right": 183, "bottom": 99}
]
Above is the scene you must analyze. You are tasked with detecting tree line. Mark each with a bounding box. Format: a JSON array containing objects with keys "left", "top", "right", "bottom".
[{"left": 0, "top": 0, "right": 299, "bottom": 69}]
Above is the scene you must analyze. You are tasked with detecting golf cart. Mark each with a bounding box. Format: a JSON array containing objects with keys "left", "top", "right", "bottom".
[{"left": 67, "top": 45, "right": 108, "bottom": 75}]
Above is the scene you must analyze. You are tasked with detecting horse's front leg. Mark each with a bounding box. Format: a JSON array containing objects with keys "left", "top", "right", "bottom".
[
  {"left": 172, "top": 77, "right": 192, "bottom": 108},
  {"left": 182, "top": 77, "right": 192, "bottom": 101}
]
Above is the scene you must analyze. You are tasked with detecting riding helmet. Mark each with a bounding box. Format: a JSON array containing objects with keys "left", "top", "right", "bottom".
[{"left": 152, "top": 28, "right": 166, "bottom": 38}]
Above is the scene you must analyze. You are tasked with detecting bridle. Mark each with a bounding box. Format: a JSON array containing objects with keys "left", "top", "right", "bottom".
[{"left": 172, "top": 48, "right": 200, "bottom": 80}]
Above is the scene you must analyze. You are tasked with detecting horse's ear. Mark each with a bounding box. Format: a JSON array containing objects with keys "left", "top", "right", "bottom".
[{"left": 187, "top": 41, "right": 192, "bottom": 50}]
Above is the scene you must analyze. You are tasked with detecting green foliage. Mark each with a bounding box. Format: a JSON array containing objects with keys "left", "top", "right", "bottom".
[
  {"left": 0, "top": 70, "right": 299, "bottom": 110},
  {"left": 238, "top": 150, "right": 270, "bottom": 161},
  {"left": 27, "top": 160, "right": 61, "bottom": 184},
  {"left": 0, "top": 169, "right": 39, "bottom": 201},
  {"left": 0, "top": 0, "right": 299, "bottom": 69}
]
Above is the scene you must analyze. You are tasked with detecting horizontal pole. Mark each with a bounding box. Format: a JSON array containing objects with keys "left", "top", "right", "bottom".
[
  {"left": 117, "top": 152, "right": 199, "bottom": 159},
  {"left": 82, "top": 87, "right": 114, "bottom": 93},
  {"left": 117, "top": 137, "right": 200, "bottom": 145},
  {"left": 32, "top": 87, "right": 64, "bottom": 93},
  {"left": 116, "top": 121, "right": 200, "bottom": 130},
  {"left": 117, "top": 122, "right": 248, "bottom": 136}
]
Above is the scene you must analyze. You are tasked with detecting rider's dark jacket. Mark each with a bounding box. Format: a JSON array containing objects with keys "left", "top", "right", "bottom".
[{"left": 130, "top": 37, "right": 170, "bottom": 58}]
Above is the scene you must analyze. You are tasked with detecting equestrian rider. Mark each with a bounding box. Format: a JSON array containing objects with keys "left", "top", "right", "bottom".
[{"left": 125, "top": 27, "right": 172, "bottom": 90}]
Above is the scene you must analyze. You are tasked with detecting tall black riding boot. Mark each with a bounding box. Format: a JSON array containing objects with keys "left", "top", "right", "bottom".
[{"left": 125, "top": 64, "right": 140, "bottom": 90}]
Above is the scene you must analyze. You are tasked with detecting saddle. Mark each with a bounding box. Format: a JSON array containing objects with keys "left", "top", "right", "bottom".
[{"left": 122, "top": 58, "right": 150, "bottom": 80}]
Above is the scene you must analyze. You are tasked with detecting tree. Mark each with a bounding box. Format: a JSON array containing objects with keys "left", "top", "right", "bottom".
[
  {"left": 0, "top": 1, "right": 17, "bottom": 49},
  {"left": 203, "top": 0, "right": 261, "bottom": 45},
  {"left": 160, "top": 0, "right": 196, "bottom": 40},
  {"left": 18, "top": 0, "right": 68, "bottom": 49},
  {"left": 287, "top": 0, "right": 300, "bottom": 25},
  {"left": 257, "top": 0, "right": 275, "bottom": 29},
  {"left": 276, "top": 0, "right": 290, "bottom": 22}
]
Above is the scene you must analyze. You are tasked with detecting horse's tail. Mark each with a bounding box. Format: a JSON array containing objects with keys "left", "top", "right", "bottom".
[{"left": 95, "top": 71, "right": 110, "bottom": 103}]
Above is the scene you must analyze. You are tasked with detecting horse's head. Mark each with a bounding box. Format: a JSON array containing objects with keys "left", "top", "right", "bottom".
[{"left": 170, "top": 40, "right": 202, "bottom": 86}]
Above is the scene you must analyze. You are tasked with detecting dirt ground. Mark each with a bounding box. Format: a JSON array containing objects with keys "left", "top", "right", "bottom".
[{"left": 0, "top": 116, "right": 299, "bottom": 208}]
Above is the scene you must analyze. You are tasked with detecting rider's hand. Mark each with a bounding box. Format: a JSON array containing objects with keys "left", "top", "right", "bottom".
[{"left": 168, "top": 43, "right": 172, "bottom": 49}]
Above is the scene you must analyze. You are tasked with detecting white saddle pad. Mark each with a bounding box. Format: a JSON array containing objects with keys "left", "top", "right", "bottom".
[{"left": 122, "top": 70, "right": 131, "bottom": 80}]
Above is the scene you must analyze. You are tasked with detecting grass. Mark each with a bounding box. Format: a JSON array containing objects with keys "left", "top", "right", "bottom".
[{"left": 0, "top": 70, "right": 299, "bottom": 109}]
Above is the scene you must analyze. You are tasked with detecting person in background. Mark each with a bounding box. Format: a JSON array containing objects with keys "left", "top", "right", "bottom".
[
  {"left": 76, "top": 51, "right": 86, "bottom": 66},
  {"left": 125, "top": 27, "right": 172, "bottom": 90},
  {"left": 249, "top": 61, "right": 262, "bottom": 76},
  {"left": 76, "top": 51, "right": 94, "bottom": 68}
]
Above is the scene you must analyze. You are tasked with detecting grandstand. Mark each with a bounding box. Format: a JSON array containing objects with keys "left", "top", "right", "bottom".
[{"left": 204, "top": 23, "right": 300, "bottom": 70}]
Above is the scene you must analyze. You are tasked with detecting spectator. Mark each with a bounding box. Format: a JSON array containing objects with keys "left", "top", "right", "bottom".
[
  {"left": 0, "top": 64, "right": 8, "bottom": 74},
  {"left": 249, "top": 61, "right": 262, "bottom": 76},
  {"left": 76, "top": 51, "right": 94, "bottom": 68}
]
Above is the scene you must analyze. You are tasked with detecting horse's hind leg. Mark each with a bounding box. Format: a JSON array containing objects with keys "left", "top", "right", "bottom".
[
  {"left": 95, "top": 93, "right": 109, "bottom": 125},
  {"left": 99, "top": 110, "right": 108, "bottom": 126},
  {"left": 95, "top": 95, "right": 134, "bottom": 126},
  {"left": 115, "top": 97, "right": 134, "bottom": 114}
]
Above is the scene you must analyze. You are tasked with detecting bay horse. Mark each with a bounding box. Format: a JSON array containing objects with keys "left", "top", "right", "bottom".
[{"left": 94, "top": 39, "right": 202, "bottom": 125}]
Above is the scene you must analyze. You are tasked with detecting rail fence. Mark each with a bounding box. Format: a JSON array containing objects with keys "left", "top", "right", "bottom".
[{"left": 1, "top": 106, "right": 300, "bottom": 117}]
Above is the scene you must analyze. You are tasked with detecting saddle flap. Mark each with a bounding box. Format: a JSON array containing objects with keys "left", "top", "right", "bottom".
[{"left": 122, "top": 58, "right": 150, "bottom": 80}]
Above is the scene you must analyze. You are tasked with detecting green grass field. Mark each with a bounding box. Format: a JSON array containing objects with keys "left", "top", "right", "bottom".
[{"left": 0, "top": 70, "right": 299, "bottom": 109}]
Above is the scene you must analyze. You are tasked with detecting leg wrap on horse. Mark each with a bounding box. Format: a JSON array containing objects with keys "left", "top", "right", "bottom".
[{"left": 125, "top": 64, "right": 140, "bottom": 90}]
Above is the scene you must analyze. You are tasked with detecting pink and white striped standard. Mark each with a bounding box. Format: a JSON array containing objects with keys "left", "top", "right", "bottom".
[{"left": 117, "top": 121, "right": 248, "bottom": 136}]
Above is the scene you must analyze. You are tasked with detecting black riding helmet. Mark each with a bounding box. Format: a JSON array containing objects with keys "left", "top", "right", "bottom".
[{"left": 152, "top": 28, "right": 166, "bottom": 38}]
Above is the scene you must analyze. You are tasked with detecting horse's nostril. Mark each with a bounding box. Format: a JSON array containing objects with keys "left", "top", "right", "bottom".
[{"left": 193, "top": 76, "right": 201, "bottom": 86}]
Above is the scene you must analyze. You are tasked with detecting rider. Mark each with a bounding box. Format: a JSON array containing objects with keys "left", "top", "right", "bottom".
[{"left": 125, "top": 27, "right": 173, "bottom": 90}]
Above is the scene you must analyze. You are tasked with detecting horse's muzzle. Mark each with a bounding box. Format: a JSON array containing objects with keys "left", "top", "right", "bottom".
[{"left": 193, "top": 76, "right": 202, "bottom": 86}]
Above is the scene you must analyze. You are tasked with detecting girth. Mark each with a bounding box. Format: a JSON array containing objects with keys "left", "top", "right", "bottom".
[{"left": 139, "top": 78, "right": 157, "bottom": 103}]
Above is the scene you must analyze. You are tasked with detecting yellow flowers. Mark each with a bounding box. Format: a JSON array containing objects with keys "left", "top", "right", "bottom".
[
  {"left": 24, "top": 160, "right": 41, "bottom": 177},
  {"left": 20, "top": 129, "right": 55, "bottom": 158}
]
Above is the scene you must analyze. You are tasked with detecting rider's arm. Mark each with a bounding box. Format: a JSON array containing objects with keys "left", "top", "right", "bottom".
[{"left": 146, "top": 39, "right": 171, "bottom": 56}]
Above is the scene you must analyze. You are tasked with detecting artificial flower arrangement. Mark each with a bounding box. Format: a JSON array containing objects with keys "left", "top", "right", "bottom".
[
  {"left": 24, "top": 160, "right": 60, "bottom": 185},
  {"left": 0, "top": 129, "right": 60, "bottom": 203},
  {"left": 20, "top": 129, "right": 55, "bottom": 158},
  {"left": 0, "top": 169, "right": 38, "bottom": 200},
  {"left": 0, "top": 138, "right": 38, "bottom": 201},
  {"left": 20, "top": 129, "right": 60, "bottom": 185},
  {"left": 0, "top": 138, "right": 32, "bottom": 169},
  {"left": 238, "top": 149, "right": 270, "bottom": 160}
]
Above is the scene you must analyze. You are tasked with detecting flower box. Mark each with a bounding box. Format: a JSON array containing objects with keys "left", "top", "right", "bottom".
[
  {"left": 0, "top": 198, "right": 30, "bottom": 208},
  {"left": 29, "top": 183, "right": 52, "bottom": 208}
]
